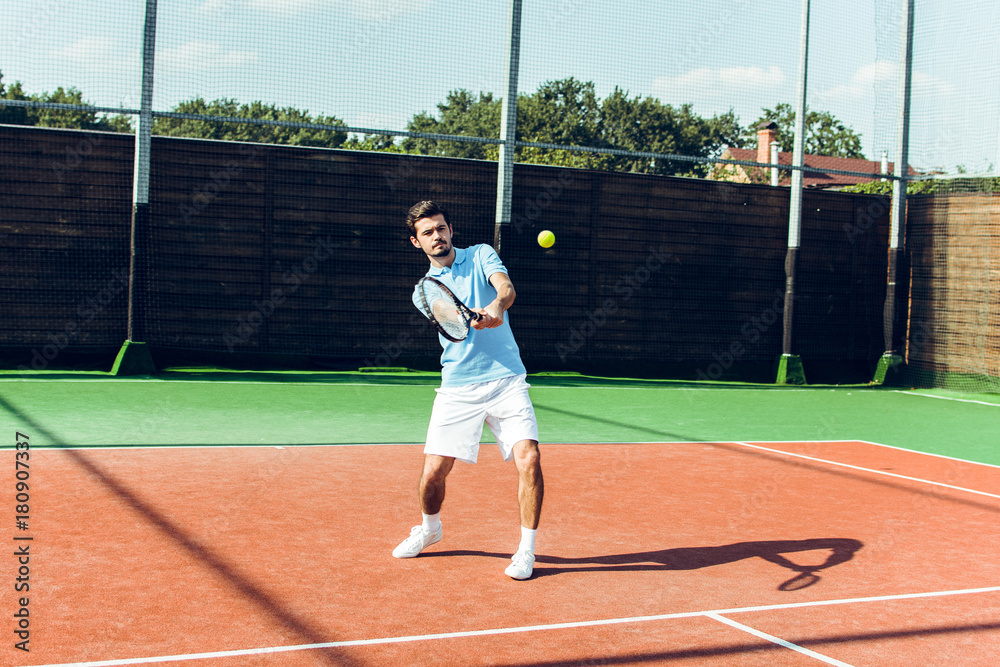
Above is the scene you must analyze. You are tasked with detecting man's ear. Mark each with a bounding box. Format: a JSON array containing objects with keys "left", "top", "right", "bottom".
[{"left": 409, "top": 235, "right": 421, "bottom": 249}]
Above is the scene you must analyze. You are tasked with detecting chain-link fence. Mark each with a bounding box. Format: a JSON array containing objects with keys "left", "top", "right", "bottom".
[{"left": 1, "top": 0, "right": 997, "bottom": 389}]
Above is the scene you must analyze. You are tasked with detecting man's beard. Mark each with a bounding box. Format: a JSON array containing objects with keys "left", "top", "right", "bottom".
[{"left": 430, "top": 242, "right": 451, "bottom": 256}]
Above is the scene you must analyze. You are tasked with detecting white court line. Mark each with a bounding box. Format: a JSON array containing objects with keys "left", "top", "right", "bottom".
[
  {"left": 27, "top": 439, "right": 1000, "bottom": 472},
  {"left": 854, "top": 439, "right": 1000, "bottom": 471},
  {"left": 29, "top": 585, "right": 1000, "bottom": 667},
  {"left": 706, "top": 613, "right": 853, "bottom": 666},
  {"left": 0, "top": 378, "right": 439, "bottom": 387},
  {"left": 1, "top": 377, "right": 824, "bottom": 390},
  {"left": 890, "top": 390, "right": 1000, "bottom": 407},
  {"left": 732, "top": 442, "right": 1000, "bottom": 501},
  {"left": 29, "top": 440, "right": 867, "bottom": 452},
  {"left": 27, "top": 440, "right": 1000, "bottom": 485},
  {"left": 29, "top": 443, "right": 423, "bottom": 451},
  {"left": 533, "top": 386, "right": 818, "bottom": 391}
]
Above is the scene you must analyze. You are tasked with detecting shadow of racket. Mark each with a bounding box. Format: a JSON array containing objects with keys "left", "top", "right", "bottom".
[{"left": 778, "top": 570, "right": 821, "bottom": 591}]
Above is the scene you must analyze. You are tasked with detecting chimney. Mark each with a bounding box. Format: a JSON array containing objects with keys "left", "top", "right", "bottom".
[{"left": 757, "top": 121, "right": 778, "bottom": 165}]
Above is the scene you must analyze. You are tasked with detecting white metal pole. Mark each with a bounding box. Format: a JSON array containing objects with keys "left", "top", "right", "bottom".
[
  {"left": 494, "top": 0, "right": 522, "bottom": 253},
  {"left": 782, "top": 0, "right": 809, "bottom": 358},
  {"left": 770, "top": 141, "right": 779, "bottom": 187},
  {"left": 127, "top": 0, "right": 157, "bottom": 341},
  {"left": 883, "top": 0, "right": 914, "bottom": 353}
]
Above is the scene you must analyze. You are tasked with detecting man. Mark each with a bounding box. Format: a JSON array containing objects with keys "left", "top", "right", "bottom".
[{"left": 392, "top": 200, "right": 543, "bottom": 580}]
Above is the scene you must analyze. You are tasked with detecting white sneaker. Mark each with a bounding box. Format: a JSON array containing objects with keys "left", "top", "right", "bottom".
[
  {"left": 392, "top": 524, "right": 443, "bottom": 558},
  {"left": 505, "top": 550, "right": 535, "bottom": 580}
]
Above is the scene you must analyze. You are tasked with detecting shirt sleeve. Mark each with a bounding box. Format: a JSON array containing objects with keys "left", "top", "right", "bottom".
[
  {"left": 478, "top": 244, "right": 509, "bottom": 281},
  {"left": 411, "top": 284, "right": 423, "bottom": 312}
]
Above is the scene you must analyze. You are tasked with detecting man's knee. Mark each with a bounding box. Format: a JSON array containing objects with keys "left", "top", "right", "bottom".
[
  {"left": 422, "top": 454, "right": 454, "bottom": 484},
  {"left": 513, "top": 440, "right": 541, "bottom": 472}
]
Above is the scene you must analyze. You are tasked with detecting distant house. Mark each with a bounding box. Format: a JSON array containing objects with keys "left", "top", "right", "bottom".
[{"left": 709, "top": 121, "right": 917, "bottom": 189}]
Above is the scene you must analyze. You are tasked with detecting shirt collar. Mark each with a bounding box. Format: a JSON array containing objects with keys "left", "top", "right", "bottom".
[{"left": 428, "top": 246, "right": 467, "bottom": 275}]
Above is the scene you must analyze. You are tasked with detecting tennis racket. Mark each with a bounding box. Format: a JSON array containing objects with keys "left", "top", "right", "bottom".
[{"left": 415, "top": 276, "right": 480, "bottom": 342}]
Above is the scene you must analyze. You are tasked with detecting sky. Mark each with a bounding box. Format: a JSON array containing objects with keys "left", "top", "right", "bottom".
[{"left": 1, "top": 0, "right": 997, "bottom": 174}]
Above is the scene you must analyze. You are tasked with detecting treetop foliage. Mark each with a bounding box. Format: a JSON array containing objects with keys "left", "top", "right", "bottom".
[
  {"left": 746, "top": 103, "right": 864, "bottom": 159},
  {"left": 1, "top": 70, "right": 131, "bottom": 132},
  {"left": 402, "top": 78, "right": 746, "bottom": 176},
  {"left": 152, "top": 98, "right": 347, "bottom": 148},
  {"left": 3, "top": 68, "right": 875, "bottom": 178},
  {"left": 842, "top": 175, "right": 1000, "bottom": 195}
]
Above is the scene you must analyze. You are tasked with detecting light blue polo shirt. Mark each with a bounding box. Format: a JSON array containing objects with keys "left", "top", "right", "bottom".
[{"left": 413, "top": 244, "right": 526, "bottom": 387}]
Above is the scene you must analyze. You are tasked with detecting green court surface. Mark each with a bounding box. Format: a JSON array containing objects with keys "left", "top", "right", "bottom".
[{"left": 2, "top": 370, "right": 997, "bottom": 466}]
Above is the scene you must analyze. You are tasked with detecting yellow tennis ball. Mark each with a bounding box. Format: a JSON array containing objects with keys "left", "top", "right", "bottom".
[{"left": 537, "top": 230, "right": 555, "bottom": 248}]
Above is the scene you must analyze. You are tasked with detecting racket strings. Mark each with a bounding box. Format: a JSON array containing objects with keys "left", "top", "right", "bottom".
[
  {"left": 418, "top": 281, "right": 472, "bottom": 341},
  {"left": 432, "top": 299, "right": 469, "bottom": 339}
]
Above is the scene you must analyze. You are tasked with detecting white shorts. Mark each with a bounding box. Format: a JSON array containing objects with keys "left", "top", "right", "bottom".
[{"left": 424, "top": 374, "right": 539, "bottom": 464}]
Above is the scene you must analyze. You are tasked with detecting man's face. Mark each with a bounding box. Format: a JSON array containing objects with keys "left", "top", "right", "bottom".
[{"left": 410, "top": 214, "right": 453, "bottom": 258}]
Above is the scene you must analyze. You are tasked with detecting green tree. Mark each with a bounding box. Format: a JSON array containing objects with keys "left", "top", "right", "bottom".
[
  {"left": 398, "top": 79, "right": 749, "bottom": 176},
  {"left": 0, "top": 72, "right": 30, "bottom": 125},
  {"left": 153, "top": 98, "right": 347, "bottom": 148},
  {"left": 401, "top": 89, "right": 500, "bottom": 160},
  {"left": 749, "top": 103, "right": 865, "bottom": 158},
  {"left": 515, "top": 78, "right": 605, "bottom": 169},
  {"left": 0, "top": 70, "right": 131, "bottom": 132},
  {"left": 28, "top": 86, "right": 132, "bottom": 132},
  {"left": 599, "top": 89, "right": 744, "bottom": 175},
  {"left": 704, "top": 108, "right": 747, "bottom": 153},
  {"left": 402, "top": 81, "right": 608, "bottom": 167},
  {"left": 343, "top": 133, "right": 403, "bottom": 152},
  {"left": 842, "top": 176, "right": 1000, "bottom": 195}
]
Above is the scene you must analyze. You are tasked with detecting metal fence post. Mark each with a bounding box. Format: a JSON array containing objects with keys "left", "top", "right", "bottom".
[
  {"left": 113, "top": 0, "right": 157, "bottom": 375},
  {"left": 777, "top": 0, "right": 810, "bottom": 385},
  {"left": 873, "top": 0, "right": 914, "bottom": 384},
  {"left": 494, "top": 0, "right": 522, "bottom": 254}
]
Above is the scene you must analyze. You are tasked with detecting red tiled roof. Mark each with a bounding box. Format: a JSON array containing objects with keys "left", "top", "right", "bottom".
[{"left": 721, "top": 147, "right": 918, "bottom": 187}]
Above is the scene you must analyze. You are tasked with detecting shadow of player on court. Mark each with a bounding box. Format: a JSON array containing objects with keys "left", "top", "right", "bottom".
[
  {"left": 431, "top": 537, "right": 862, "bottom": 590},
  {"left": 533, "top": 537, "right": 864, "bottom": 589}
]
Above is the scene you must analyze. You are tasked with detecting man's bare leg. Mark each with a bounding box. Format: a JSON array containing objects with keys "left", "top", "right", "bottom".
[
  {"left": 392, "top": 454, "right": 454, "bottom": 558},
  {"left": 419, "top": 454, "right": 455, "bottom": 515},
  {"left": 507, "top": 439, "right": 542, "bottom": 579},
  {"left": 512, "top": 440, "right": 543, "bottom": 529}
]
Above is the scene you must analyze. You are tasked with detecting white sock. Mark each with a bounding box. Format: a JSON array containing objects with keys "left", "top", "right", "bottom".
[
  {"left": 518, "top": 526, "right": 537, "bottom": 554},
  {"left": 422, "top": 512, "right": 441, "bottom": 533}
]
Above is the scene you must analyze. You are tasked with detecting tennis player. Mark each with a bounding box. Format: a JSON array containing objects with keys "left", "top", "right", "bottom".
[{"left": 392, "top": 200, "right": 543, "bottom": 580}]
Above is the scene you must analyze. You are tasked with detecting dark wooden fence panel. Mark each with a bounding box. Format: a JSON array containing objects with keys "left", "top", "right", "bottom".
[
  {"left": 2, "top": 125, "right": 912, "bottom": 376},
  {"left": 905, "top": 194, "right": 1000, "bottom": 379},
  {"left": 504, "top": 170, "right": 792, "bottom": 371},
  {"left": 143, "top": 138, "right": 498, "bottom": 358},
  {"left": 796, "top": 190, "right": 891, "bottom": 362},
  {"left": 0, "top": 126, "right": 133, "bottom": 353}
]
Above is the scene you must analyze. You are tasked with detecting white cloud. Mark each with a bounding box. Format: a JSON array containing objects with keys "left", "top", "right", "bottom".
[
  {"left": 817, "top": 61, "right": 955, "bottom": 104},
  {"left": 157, "top": 41, "right": 257, "bottom": 72},
  {"left": 817, "top": 61, "right": 895, "bottom": 102},
  {"left": 227, "top": 0, "right": 434, "bottom": 19},
  {"left": 247, "top": 0, "right": 323, "bottom": 13},
  {"left": 912, "top": 70, "right": 958, "bottom": 100},
  {"left": 52, "top": 36, "right": 117, "bottom": 64},
  {"left": 46, "top": 37, "right": 140, "bottom": 107},
  {"left": 196, "top": 0, "right": 229, "bottom": 13},
  {"left": 651, "top": 66, "right": 786, "bottom": 106},
  {"left": 345, "top": 0, "right": 435, "bottom": 20}
]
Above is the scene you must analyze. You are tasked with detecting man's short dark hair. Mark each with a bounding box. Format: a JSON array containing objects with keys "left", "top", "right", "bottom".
[{"left": 406, "top": 200, "right": 449, "bottom": 236}]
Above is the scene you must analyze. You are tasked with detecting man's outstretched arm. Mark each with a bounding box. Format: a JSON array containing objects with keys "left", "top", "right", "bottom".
[{"left": 473, "top": 272, "right": 516, "bottom": 329}]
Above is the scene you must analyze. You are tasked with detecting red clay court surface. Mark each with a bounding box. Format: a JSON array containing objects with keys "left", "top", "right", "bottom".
[{"left": 6, "top": 440, "right": 1000, "bottom": 666}]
